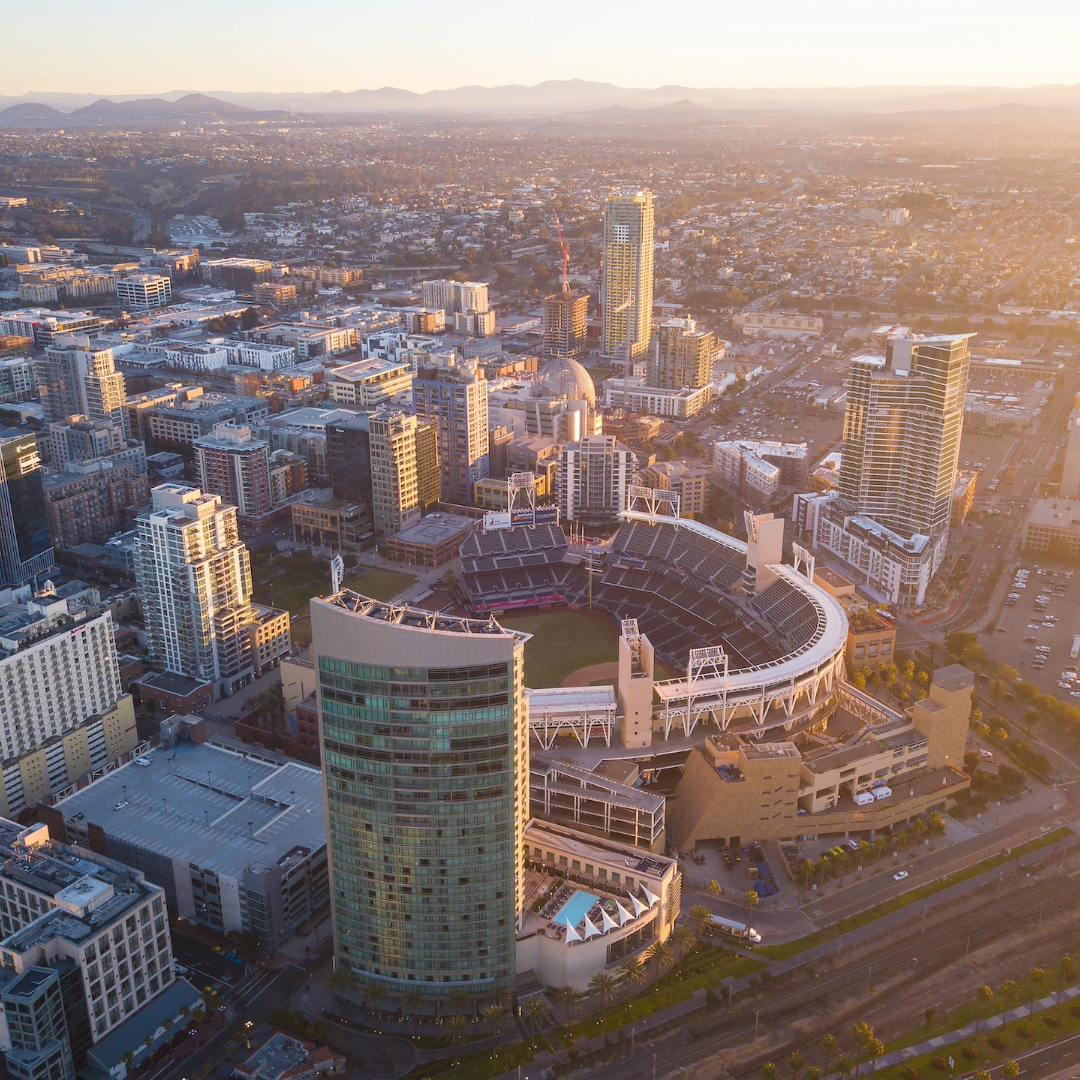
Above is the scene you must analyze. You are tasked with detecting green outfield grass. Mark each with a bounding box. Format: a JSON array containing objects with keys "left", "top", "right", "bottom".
[{"left": 500, "top": 609, "right": 620, "bottom": 688}]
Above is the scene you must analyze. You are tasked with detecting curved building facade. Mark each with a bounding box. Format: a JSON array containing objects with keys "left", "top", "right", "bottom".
[{"left": 311, "top": 593, "right": 529, "bottom": 999}]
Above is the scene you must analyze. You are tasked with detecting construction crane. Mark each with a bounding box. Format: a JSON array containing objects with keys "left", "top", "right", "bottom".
[{"left": 552, "top": 211, "right": 571, "bottom": 296}]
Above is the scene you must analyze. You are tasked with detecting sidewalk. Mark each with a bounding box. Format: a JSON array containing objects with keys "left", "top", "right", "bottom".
[{"left": 861, "top": 985, "right": 1080, "bottom": 1074}]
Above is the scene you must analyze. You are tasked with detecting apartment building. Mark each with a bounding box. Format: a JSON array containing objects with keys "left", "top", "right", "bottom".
[
  {"left": 135, "top": 484, "right": 254, "bottom": 699},
  {"left": 556, "top": 436, "right": 636, "bottom": 527},
  {"left": 194, "top": 425, "right": 273, "bottom": 520},
  {"left": 115, "top": 274, "right": 172, "bottom": 311},
  {"left": 366, "top": 410, "right": 440, "bottom": 536},
  {"left": 602, "top": 190, "right": 654, "bottom": 360},
  {"left": 35, "top": 338, "right": 128, "bottom": 436},
  {"left": 324, "top": 358, "right": 413, "bottom": 407}
]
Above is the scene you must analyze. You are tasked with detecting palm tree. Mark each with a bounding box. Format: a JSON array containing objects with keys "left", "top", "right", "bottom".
[
  {"left": 552, "top": 984, "right": 584, "bottom": 1035},
  {"left": 866, "top": 1038, "right": 884, "bottom": 1075},
  {"left": 121, "top": 1052, "right": 135, "bottom": 1071},
  {"left": 799, "top": 859, "right": 815, "bottom": 896},
  {"left": 836, "top": 1057, "right": 855, "bottom": 1080},
  {"left": 327, "top": 966, "right": 357, "bottom": 995},
  {"left": 619, "top": 956, "right": 646, "bottom": 1002},
  {"left": 1003, "top": 1061, "right": 1020, "bottom": 1079},
  {"left": 820, "top": 1034, "right": 837, "bottom": 1077},
  {"left": 852, "top": 1021, "right": 874, "bottom": 1077},
  {"left": 647, "top": 938, "right": 673, "bottom": 982},
  {"left": 688, "top": 905, "right": 713, "bottom": 938},
  {"left": 706, "top": 879, "right": 722, "bottom": 896},
  {"left": 448, "top": 1013, "right": 470, "bottom": 1043},
  {"left": 448, "top": 986, "right": 472, "bottom": 1019},
  {"left": 521, "top": 995, "right": 546, "bottom": 1049},
  {"left": 746, "top": 889, "right": 761, "bottom": 907},
  {"left": 1057, "top": 955, "right": 1076, "bottom": 1004},
  {"left": 1029, "top": 967, "right": 1047, "bottom": 1012},
  {"left": 787, "top": 1050, "right": 806, "bottom": 1079},
  {"left": 975, "top": 984, "right": 993, "bottom": 1034},
  {"left": 761, "top": 1065, "right": 778, "bottom": 1080},
  {"left": 928, "top": 811, "right": 946, "bottom": 835},
  {"left": 401, "top": 988, "right": 425, "bottom": 1021},
  {"left": 589, "top": 971, "right": 619, "bottom": 1006},
  {"left": 482, "top": 1002, "right": 504, "bottom": 1034},
  {"left": 672, "top": 923, "right": 695, "bottom": 961},
  {"left": 806, "top": 1069, "right": 821, "bottom": 1080}
]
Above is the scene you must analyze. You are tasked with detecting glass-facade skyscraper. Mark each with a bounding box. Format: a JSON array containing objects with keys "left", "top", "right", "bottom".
[
  {"left": 0, "top": 432, "right": 54, "bottom": 587},
  {"left": 311, "top": 593, "right": 528, "bottom": 999}
]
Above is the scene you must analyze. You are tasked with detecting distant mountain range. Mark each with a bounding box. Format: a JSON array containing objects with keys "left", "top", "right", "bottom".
[{"left": 4, "top": 80, "right": 1080, "bottom": 124}]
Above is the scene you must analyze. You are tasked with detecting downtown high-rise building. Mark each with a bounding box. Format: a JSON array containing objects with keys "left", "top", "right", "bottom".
[
  {"left": 654, "top": 316, "right": 716, "bottom": 390},
  {"left": 367, "top": 409, "right": 440, "bottom": 536},
  {"left": 839, "top": 333, "right": 973, "bottom": 541},
  {"left": 135, "top": 483, "right": 254, "bottom": 698},
  {"left": 35, "top": 335, "right": 128, "bottom": 435},
  {"left": 311, "top": 591, "right": 528, "bottom": 999},
  {"left": 602, "top": 190, "right": 654, "bottom": 360},
  {"left": 556, "top": 434, "right": 637, "bottom": 528},
  {"left": 194, "top": 424, "right": 273, "bottom": 520},
  {"left": 541, "top": 292, "right": 588, "bottom": 359},
  {"left": 412, "top": 355, "right": 489, "bottom": 504},
  {"left": 793, "top": 332, "right": 972, "bottom": 606},
  {"left": 0, "top": 431, "right": 54, "bottom": 586}
]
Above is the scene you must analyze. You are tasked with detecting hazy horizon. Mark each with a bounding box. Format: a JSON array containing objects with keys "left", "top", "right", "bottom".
[{"left": 4, "top": 0, "right": 1078, "bottom": 97}]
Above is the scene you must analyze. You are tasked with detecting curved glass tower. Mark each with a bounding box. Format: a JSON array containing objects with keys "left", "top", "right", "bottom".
[{"left": 311, "top": 593, "right": 528, "bottom": 999}]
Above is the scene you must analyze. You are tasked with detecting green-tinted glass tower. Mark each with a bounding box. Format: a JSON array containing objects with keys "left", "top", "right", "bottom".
[{"left": 311, "top": 593, "right": 528, "bottom": 999}]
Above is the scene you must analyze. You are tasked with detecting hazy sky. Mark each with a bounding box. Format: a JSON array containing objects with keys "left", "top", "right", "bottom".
[{"left": 5, "top": 0, "right": 1080, "bottom": 96}]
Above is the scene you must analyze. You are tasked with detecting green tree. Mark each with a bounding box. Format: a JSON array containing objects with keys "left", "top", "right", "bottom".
[
  {"left": 521, "top": 995, "right": 546, "bottom": 1049},
  {"left": 706, "top": 879, "right": 722, "bottom": 896},
  {"left": 820, "top": 1034, "right": 838, "bottom": 1076},
  {"left": 647, "top": 938, "right": 673, "bottom": 981},
  {"left": 1003, "top": 1061, "right": 1020, "bottom": 1079},
  {"left": 589, "top": 971, "right": 619, "bottom": 1006},
  {"left": 1057, "top": 955, "right": 1077, "bottom": 1003},
  {"left": 401, "top": 988, "right": 425, "bottom": 1020},
  {"left": 448, "top": 1013, "right": 470, "bottom": 1042},
  {"left": 761, "top": 1065, "right": 778, "bottom": 1080},
  {"left": 552, "top": 984, "right": 584, "bottom": 1034},
  {"left": 787, "top": 1050, "right": 806, "bottom": 1079},
  {"left": 807, "top": 1070, "right": 822, "bottom": 1080},
  {"left": 619, "top": 955, "right": 646, "bottom": 1001},
  {"left": 688, "top": 904, "right": 713, "bottom": 938},
  {"left": 1001, "top": 979, "right": 1018, "bottom": 1025},
  {"left": 836, "top": 1057, "right": 855, "bottom": 1080},
  {"left": 975, "top": 984, "right": 993, "bottom": 1033},
  {"left": 482, "top": 1001, "right": 504, "bottom": 1033},
  {"left": 672, "top": 922, "right": 696, "bottom": 960},
  {"left": 747, "top": 889, "right": 761, "bottom": 907}
]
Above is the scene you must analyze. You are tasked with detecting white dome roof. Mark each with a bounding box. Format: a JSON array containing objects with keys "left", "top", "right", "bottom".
[{"left": 535, "top": 357, "right": 596, "bottom": 407}]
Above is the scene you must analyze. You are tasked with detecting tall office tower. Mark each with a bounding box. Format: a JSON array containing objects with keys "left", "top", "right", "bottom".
[
  {"left": 311, "top": 592, "right": 528, "bottom": 1000},
  {"left": 412, "top": 356, "right": 489, "bottom": 503},
  {"left": 135, "top": 483, "right": 254, "bottom": 698},
  {"left": 840, "top": 333, "right": 973, "bottom": 540},
  {"left": 556, "top": 435, "right": 637, "bottom": 528},
  {"left": 2, "top": 966, "right": 75, "bottom": 1080},
  {"left": 367, "top": 410, "right": 440, "bottom": 536},
  {"left": 1060, "top": 393, "right": 1080, "bottom": 500},
  {"left": 654, "top": 317, "right": 716, "bottom": 389},
  {"left": 602, "top": 190, "right": 654, "bottom": 360},
  {"left": 541, "top": 292, "right": 589, "bottom": 359},
  {"left": 194, "top": 424, "right": 273, "bottom": 520},
  {"left": 326, "top": 412, "right": 374, "bottom": 507},
  {"left": 35, "top": 335, "right": 128, "bottom": 435},
  {"left": 0, "top": 431, "right": 54, "bottom": 586}
]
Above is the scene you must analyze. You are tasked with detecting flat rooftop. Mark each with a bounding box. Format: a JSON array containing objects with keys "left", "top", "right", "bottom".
[
  {"left": 1026, "top": 498, "right": 1080, "bottom": 529},
  {"left": 323, "top": 591, "right": 526, "bottom": 639},
  {"left": 389, "top": 512, "right": 475, "bottom": 546},
  {"left": 54, "top": 742, "right": 325, "bottom": 880}
]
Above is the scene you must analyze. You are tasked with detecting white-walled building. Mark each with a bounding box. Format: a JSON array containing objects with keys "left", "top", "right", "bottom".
[
  {"left": 116, "top": 274, "right": 172, "bottom": 311},
  {"left": 556, "top": 436, "right": 636, "bottom": 528},
  {"left": 135, "top": 484, "right": 254, "bottom": 699}
]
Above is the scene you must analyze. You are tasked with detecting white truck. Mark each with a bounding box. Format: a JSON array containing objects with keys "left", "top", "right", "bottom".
[
  {"left": 1071, "top": 635, "right": 1080, "bottom": 661},
  {"left": 706, "top": 914, "right": 762, "bottom": 944}
]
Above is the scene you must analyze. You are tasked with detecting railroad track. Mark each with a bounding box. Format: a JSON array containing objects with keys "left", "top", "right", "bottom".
[{"left": 573, "top": 874, "right": 1080, "bottom": 1080}]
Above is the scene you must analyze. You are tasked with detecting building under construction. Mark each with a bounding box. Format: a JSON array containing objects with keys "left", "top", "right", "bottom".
[{"left": 541, "top": 292, "right": 589, "bottom": 359}]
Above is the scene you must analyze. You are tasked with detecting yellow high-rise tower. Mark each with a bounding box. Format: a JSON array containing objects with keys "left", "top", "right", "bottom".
[{"left": 602, "top": 190, "right": 654, "bottom": 360}]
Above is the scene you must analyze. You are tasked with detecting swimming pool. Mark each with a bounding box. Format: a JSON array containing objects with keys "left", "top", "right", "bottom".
[{"left": 554, "top": 890, "right": 598, "bottom": 929}]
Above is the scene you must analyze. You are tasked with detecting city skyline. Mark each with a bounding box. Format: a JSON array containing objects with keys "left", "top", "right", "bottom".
[{"left": 3, "top": 0, "right": 1078, "bottom": 97}]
